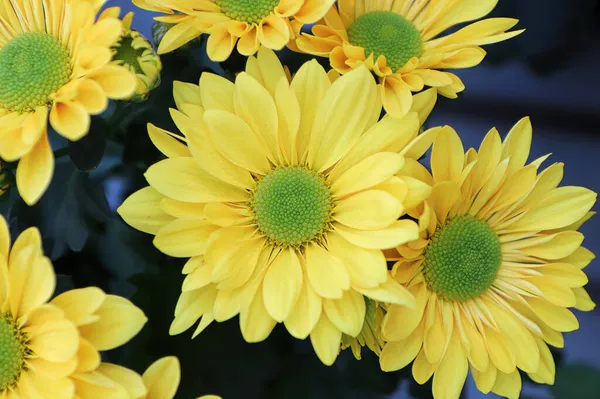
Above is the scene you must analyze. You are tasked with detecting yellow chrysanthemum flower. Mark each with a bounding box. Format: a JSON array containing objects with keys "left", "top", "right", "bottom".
[
  {"left": 107, "top": 9, "right": 163, "bottom": 102},
  {"left": 380, "top": 118, "right": 597, "bottom": 399},
  {"left": 118, "top": 47, "right": 442, "bottom": 365},
  {"left": 95, "top": 356, "right": 221, "bottom": 399},
  {"left": 132, "top": 0, "right": 336, "bottom": 61},
  {"left": 0, "top": 214, "right": 147, "bottom": 398},
  {"left": 0, "top": 0, "right": 137, "bottom": 205},
  {"left": 294, "top": 0, "right": 524, "bottom": 118}
]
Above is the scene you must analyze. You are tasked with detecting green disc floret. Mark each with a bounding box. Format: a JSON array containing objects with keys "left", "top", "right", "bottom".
[
  {"left": 0, "top": 32, "right": 72, "bottom": 112},
  {"left": 347, "top": 11, "right": 422, "bottom": 71},
  {"left": 423, "top": 215, "right": 502, "bottom": 301},
  {"left": 252, "top": 166, "right": 333, "bottom": 247},
  {"left": 0, "top": 315, "right": 27, "bottom": 391},
  {"left": 215, "top": 0, "right": 280, "bottom": 24}
]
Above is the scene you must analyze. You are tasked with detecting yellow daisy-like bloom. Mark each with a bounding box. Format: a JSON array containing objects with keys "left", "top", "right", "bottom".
[
  {"left": 294, "top": 0, "right": 524, "bottom": 118},
  {"left": 0, "top": 214, "right": 147, "bottom": 398},
  {"left": 0, "top": 0, "right": 137, "bottom": 205},
  {"left": 95, "top": 356, "right": 221, "bottom": 399},
  {"left": 380, "top": 118, "right": 597, "bottom": 399},
  {"left": 118, "top": 47, "right": 442, "bottom": 365},
  {"left": 108, "top": 9, "right": 163, "bottom": 102},
  {"left": 132, "top": 0, "right": 336, "bottom": 61}
]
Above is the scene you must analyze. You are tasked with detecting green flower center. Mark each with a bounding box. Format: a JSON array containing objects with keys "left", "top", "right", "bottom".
[
  {"left": 215, "top": 0, "right": 280, "bottom": 24},
  {"left": 251, "top": 166, "right": 333, "bottom": 247},
  {"left": 0, "top": 32, "right": 72, "bottom": 112},
  {"left": 347, "top": 11, "right": 422, "bottom": 71},
  {"left": 0, "top": 315, "right": 27, "bottom": 391},
  {"left": 423, "top": 215, "right": 502, "bottom": 301}
]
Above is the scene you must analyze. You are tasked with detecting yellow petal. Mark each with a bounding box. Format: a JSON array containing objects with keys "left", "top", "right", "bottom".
[
  {"left": 204, "top": 109, "right": 271, "bottom": 174},
  {"left": 492, "top": 370, "right": 522, "bottom": 399},
  {"left": 154, "top": 219, "right": 218, "bottom": 258},
  {"left": 330, "top": 113, "right": 419, "bottom": 181},
  {"left": 158, "top": 17, "right": 203, "bottom": 54},
  {"left": 50, "top": 100, "right": 90, "bottom": 141},
  {"left": 305, "top": 243, "right": 350, "bottom": 299},
  {"left": 257, "top": 14, "right": 289, "bottom": 49},
  {"left": 573, "top": 287, "right": 596, "bottom": 311},
  {"left": 335, "top": 220, "right": 419, "bottom": 250},
  {"left": 334, "top": 190, "right": 403, "bottom": 230},
  {"left": 472, "top": 365, "right": 497, "bottom": 394},
  {"left": 308, "top": 66, "right": 377, "bottom": 172},
  {"left": 262, "top": 249, "right": 303, "bottom": 322},
  {"left": 51, "top": 287, "right": 106, "bottom": 326},
  {"left": 382, "top": 283, "right": 427, "bottom": 341},
  {"left": 326, "top": 232, "right": 387, "bottom": 289},
  {"left": 432, "top": 332, "right": 468, "bottom": 399},
  {"left": 145, "top": 157, "right": 248, "bottom": 203},
  {"left": 484, "top": 326, "right": 516, "bottom": 374},
  {"left": 147, "top": 124, "right": 191, "bottom": 158},
  {"left": 310, "top": 314, "right": 342, "bottom": 366},
  {"left": 501, "top": 117, "right": 532, "bottom": 175},
  {"left": 88, "top": 64, "right": 137, "bottom": 99},
  {"left": 239, "top": 286, "right": 277, "bottom": 343},
  {"left": 170, "top": 286, "right": 217, "bottom": 335},
  {"left": 233, "top": 73, "right": 279, "bottom": 161},
  {"left": 380, "top": 320, "right": 424, "bottom": 371},
  {"left": 75, "top": 79, "right": 108, "bottom": 114},
  {"left": 485, "top": 300, "right": 539, "bottom": 373},
  {"left": 142, "top": 356, "right": 181, "bottom": 399},
  {"left": 412, "top": 348, "right": 435, "bottom": 384},
  {"left": 9, "top": 248, "right": 55, "bottom": 317},
  {"left": 173, "top": 80, "right": 203, "bottom": 111},
  {"left": 431, "top": 127, "right": 464, "bottom": 183},
  {"left": 117, "top": 187, "right": 175, "bottom": 235},
  {"left": 97, "top": 363, "right": 147, "bottom": 399},
  {"left": 78, "top": 295, "right": 147, "bottom": 351},
  {"left": 16, "top": 132, "right": 54, "bottom": 206},
  {"left": 517, "top": 231, "right": 584, "bottom": 260},
  {"left": 323, "top": 289, "right": 366, "bottom": 337},
  {"left": 530, "top": 276, "right": 577, "bottom": 307},
  {"left": 290, "top": 60, "right": 331, "bottom": 160},
  {"left": 206, "top": 25, "right": 236, "bottom": 62},
  {"left": 75, "top": 338, "right": 101, "bottom": 373},
  {"left": 331, "top": 153, "right": 405, "bottom": 198},
  {"left": 355, "top": 274, "right": 416, "bottom": 307},
  {"left": 284, "top": 262, "right": 322, "bottom": 339},
  {"left": 27, "top": 319, "right": 79, "bottom": 363}
]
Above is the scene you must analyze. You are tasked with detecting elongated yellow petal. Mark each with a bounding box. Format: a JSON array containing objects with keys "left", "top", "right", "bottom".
[
  {"left": 145, "top": 157, "right": 248, "bottom": 203},
  {"left": 118, "top": 187, "right": 175, "bottom": 235},
  {"left": 310, "top": 314, "right": 342, "bottom": 366},
  {"left": 323, "top": 289, "right": 365, "bottom": 337},
  {"left": 142, "top": 357, "right": 181, "bottom": 399},
  {"left": 334, "top": 190, "right": 403, "bottom": 230},
  {"left": 262, "top": 249, "right": 303, "bottom": 322},
  {"left": 331, "top": 152, "right": 405, "bottom": 198},
  {"left": 305, "top": 243, "right": 350, "bottom": 299},
  {"left": 335, "top": 220, "right": 419, "bottom": 250}
]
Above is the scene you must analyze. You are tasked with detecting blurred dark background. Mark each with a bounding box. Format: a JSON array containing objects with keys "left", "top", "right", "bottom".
[{"left": 1, "top": 0, "right": 599, "bottom": 398}]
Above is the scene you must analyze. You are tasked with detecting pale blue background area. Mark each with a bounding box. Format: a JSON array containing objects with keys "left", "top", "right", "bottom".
[{"left": 107, "top": 1, "right": 600, "bottom": 397}]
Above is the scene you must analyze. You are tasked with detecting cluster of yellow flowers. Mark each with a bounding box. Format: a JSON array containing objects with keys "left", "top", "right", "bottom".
[{"left": 0, "top": 1, "right": 596, "bottom": 399}]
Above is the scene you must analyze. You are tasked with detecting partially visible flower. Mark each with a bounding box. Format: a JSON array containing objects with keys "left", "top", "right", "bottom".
[
  {"left": 132, "top": 0, "right": 336, "bottom": 61},
  {"left": 118, "top": 48, "right": 440, "bottom": 366},
  {"left": 0, "top": 0, "right": 137, "bottom": 205},
  {"left": 380, "top": 118, "right": 596, "bottom": 399},
  {"left": 104, "top": 9, "right": 163, "bottom": 102},
  {"left": 0, "top": 215, "right": 147, "bottom": 398},
  {"left": 97, "top": 356, "right": 221, "bottom": 399},
  {"left": 294, "top": 0, "right": 523, "bottom": 118}
]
